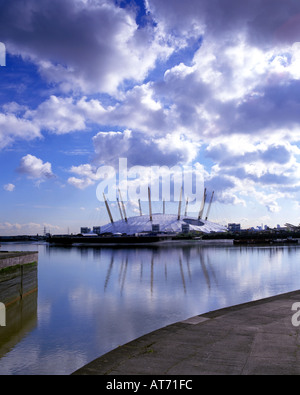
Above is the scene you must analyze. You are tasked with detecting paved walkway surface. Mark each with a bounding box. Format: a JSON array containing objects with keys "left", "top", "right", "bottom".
[{"left": 73, "top": 290, "right": 300, "bottom": 375}]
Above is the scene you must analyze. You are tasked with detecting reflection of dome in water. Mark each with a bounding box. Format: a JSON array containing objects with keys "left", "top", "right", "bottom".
[{"left": 99, "top": 213, "right": 226, "bottom": 235}]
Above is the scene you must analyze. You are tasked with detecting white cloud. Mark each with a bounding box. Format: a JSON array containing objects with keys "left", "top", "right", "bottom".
[
  {"left": 67, "top": 163, "right": 102, "bottom": 189},
  {"left": 69, "top": 164, "right": 99, "bottom": 180},
  {"left": 92, "top": 129, "right": 199, "bottom": 167},
  {"left": 3, "top": 183, "right": 15, "bottom": 192},
  {"left": 98, "top": 83, "right": 170, "bottom": 135},
  {"left": 0, "top": 0, "right": 173, "bottom": 95},
  {"left": 0, "top": 112, "right": 41, "bottom": 149},
  {"left": 18, "top": 154, "right": 54, "bottom": 180},
  {"left": 25, "top": 96, "right": 86, "bottom": 134},
  {"left": 0, "top": 221, "right": 61, "bottom": 235},
  {"left": 67, "top": 177, "right": 95, "bottom": 190},
  {"left": 2, "top": 0, "right": 300, "bottom": 219}
]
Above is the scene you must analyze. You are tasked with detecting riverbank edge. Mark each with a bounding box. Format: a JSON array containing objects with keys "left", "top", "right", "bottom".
[{"left": 72, "top": 289, "right": 300, "bottom": 375}]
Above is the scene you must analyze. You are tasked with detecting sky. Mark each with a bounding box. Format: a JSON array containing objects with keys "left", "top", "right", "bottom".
[{"left": 1, "top": 0, "right": 300, "bottom": 235}]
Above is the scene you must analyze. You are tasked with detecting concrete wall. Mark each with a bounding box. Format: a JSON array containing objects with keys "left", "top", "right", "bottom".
[
  {"left": 0, "top": 252, "right": 38, "bottom": 270},
  {"left": 0, "top": 252, "right": 38, "bottom": 356},
  {"left": 0, "top": 253, "right": 38, "bottom": 306}
]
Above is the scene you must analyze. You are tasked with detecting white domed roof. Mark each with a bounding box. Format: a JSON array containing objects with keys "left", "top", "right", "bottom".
[{"left": 99, "top": 213, "right": 226, "bottom": 235}]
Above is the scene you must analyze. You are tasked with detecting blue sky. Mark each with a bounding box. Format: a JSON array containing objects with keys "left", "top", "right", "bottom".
[{"left": 1, "top": 0, "right": 300, "bottom": 235}]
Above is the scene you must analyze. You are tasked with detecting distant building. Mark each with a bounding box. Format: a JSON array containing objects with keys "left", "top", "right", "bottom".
[
  {"left": 151, "top": 224, "right": 160, "bottom": 233},
  {"left": 228, "top": 223, "right": 241, "bottom": 232},
  {"left": 80, "top": 227, "right": 91, "bottom": 234},
  {"left": 93, "top": 226, "right": 101, "bottom": 235},
  {"left": 181, "top": 223, "right": 190, "bottom": 234}
]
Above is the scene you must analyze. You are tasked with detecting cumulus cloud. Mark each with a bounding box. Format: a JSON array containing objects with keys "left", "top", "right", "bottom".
[
  {"left": 67, "top": 129, "right": 200, "bottom": 190},
  {"left": 25, "top": 96, "right": 87, "bottom": 134},
  {"left": 92, "top": 129, "right": 199, "bottom": 167},
  {"left": 140, "top": 0, "right": 300, "bottom": 213},
  {"left": 206, "top": 140, "right": 295, "bottom": 167},
  {"left": 2, "top": 0, "right": 300, "bottom": 216},
  {"left": 0, "top": 112, "right": 41, "bottom": 149},
  {"left": 67, "top": 163, "right": 100, "bottom": 189},
  {"left": 147, "top": 0, "right": 300, "bottom": 48},
  {"left": 0, "top": 221, "right": 61, "bottom": 235},
  {"left": 100, "top": 83, "right": 169, "bottom": 135},
  {"left": 18, "top": 154, "right": 54, "bottom": 180},
  {"left": 204, "top": 135, "right": 300, "bottom": 211},
  {"left": 67, "top": 177, "right": 95, "bottom": 190},
  {"left": 0, "top": 0, "right": 172, "bottom": 95},
  {"left": 3, "top": 183, "right": 15, "bottom": 192},
  {"left": 143, "top": 0, "right": 300, "bottom": 142}
]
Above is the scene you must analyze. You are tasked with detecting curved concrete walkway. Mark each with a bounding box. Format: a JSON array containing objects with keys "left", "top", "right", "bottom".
[{"left": 72, "top": 290, "right": 300, "bottom": 375}]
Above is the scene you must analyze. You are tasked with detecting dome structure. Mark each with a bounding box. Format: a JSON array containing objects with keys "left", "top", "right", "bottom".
[
  {"left": 99, "top": 213, "right": 226, "bottom": 235},
  {"left": 97, "top": 186, "right": 226, "bottom": 236}
]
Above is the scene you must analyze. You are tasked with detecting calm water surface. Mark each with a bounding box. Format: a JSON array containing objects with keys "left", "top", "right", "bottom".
[{"left": 1, "top": 241, "right": 300, "bottom": 375}]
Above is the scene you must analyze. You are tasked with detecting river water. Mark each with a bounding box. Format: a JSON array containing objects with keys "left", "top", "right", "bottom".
[{"left": 1, "top": 241, "right": 300, "bottom": 375}]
